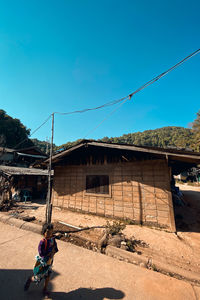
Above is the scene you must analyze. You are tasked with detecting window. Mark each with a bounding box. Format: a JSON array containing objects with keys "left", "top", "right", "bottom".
[{"left": 86, "top": 175, "right": 109, "bottom": 194}]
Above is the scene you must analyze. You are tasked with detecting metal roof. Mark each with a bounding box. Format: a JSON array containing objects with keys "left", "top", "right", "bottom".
[
  {"left": 0, "top": 147, "right": 15, "bottom": 153},
  {"left": 16, "top": 152, "right": 47, "bottom": 159},
  {"left": 0, "top": 146, "right": 47, "bottom": 157},
  {"left": 48, "top": 140, "right": 200, "bottom": 165},
  {"left": 0, "top": 165, "right": 49, "bottom": 176}
]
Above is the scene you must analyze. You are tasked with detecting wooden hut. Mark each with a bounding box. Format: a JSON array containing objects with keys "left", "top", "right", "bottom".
[
  {"left": 0, "top": 166, "right": 49, "bottom": 200},
  {"left": 0, "top": 146, "right": 47, "bottom": 167},
  {"left": 49, "top": 141, "right": 200, "bottom": 232}
]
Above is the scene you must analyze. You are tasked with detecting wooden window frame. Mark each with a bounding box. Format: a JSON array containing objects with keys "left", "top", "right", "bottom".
[{"left": 84, "top": 174, "right": 112, "bottom": 197}]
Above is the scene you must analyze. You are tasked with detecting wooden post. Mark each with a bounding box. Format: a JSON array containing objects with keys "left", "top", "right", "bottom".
[{"left": 46, "top": 113, "right": 54, "bottom": 224}]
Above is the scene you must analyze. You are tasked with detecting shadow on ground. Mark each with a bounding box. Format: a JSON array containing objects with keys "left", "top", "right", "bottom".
[
  {"left": 49, "top": 288, "right": 125, "bottom": 300},
  {"left": 175, "top": 190, "right": 200, "bottom": 233},
  {"left": 30, "top": 199, "right": 46, "bottom": 205},
  {"left": 0, "top": 269, "right": 125, "bottom": 300},
  {"left": 13, "top": 203, "right": 40, "bottom": 210}
]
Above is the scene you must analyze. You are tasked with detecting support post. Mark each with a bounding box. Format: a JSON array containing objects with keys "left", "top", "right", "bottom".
[{"left": 46, "top": 113, "right": 54, "bottom": 224}]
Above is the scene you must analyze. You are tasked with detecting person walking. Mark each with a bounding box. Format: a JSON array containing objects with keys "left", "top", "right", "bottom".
[{"left": 24, "top": 223, "right": 58, "bottom": 298}]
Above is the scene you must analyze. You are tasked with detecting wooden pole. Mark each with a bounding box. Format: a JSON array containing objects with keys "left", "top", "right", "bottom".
[{"left": 46, "top": 113, "right": 54, "bottom": 224}]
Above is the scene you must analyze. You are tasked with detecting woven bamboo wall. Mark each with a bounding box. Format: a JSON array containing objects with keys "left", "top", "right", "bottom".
[{"left": 52, "top": 159, "right": 175, "bottom": 231}]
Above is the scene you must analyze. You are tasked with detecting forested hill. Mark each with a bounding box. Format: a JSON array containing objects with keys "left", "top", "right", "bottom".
[
  {"left": 31, "top": 138, "right": 57, "bottom": 154},
  {"left": 100, "top": 127, "right": 194, "bottom": 149},
  {"left": 0, "top": 110, "right": 53, "bottom": 152},
  {"left": 1, "top": 108, "right": 198, "bottom": 153},
  {"left": 59, "top": 126, "right": 195, "bottom": 151}
]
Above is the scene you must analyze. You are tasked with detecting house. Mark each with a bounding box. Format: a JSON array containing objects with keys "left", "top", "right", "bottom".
[
  {"left": 0, "top": 147, "right": 15, "bottom": 163},
  {"left": 49, "top": 140, "right": 200, "bottom": 232},
  {"left": 0, "top": 146, "right": 47, "bottom": 167},
  {"left": 0, "top": 165, "right": 49, "bottom": 202},
  {"left": 0, "top": 146, "right": 48, "bottom": 202}
]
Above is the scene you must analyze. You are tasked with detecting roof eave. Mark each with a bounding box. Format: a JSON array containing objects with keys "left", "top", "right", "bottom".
[{"left": 44, "top": 141, "right": 200, "bottom": 166}]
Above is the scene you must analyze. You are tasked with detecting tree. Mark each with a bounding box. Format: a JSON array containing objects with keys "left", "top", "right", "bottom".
[
  {"left": 192, "top": 110, "right": 200, "bottom": 152},
  {"left": 58, "top": 126, "right": 195, "bottom": 151},
  {"left": 31, "top": 138, "right": 56, "bottom": 155},
  {"left": 0, "top": 110, "right": 33, "bottom": 149}
]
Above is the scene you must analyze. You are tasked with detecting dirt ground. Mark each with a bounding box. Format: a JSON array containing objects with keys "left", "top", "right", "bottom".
[{"left": 6, "top": 184, "right": 200, "bottom": 275}]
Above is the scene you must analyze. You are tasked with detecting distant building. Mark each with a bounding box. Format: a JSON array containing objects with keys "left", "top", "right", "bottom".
[
  {"left": 0, "top": 146, "right": 48, "bottom": 201},
  {"left": 0, "top": 166, "right": 50, "bottom": 204},
  {"left": 0, "top": 146, "right": 47, "bottom": 167}
]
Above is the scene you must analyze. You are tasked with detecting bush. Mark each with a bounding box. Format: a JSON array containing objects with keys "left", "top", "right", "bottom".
[{"left": 106, "top": 221, "right": 126, "bottom": 236}]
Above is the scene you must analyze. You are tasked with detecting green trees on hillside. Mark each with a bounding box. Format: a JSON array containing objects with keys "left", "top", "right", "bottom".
[
  {"left": 31, "top": 138, "right": 56, "bottom": 155},
  {"left": 0, "top": 110, "right": 33, "bottom": 149},
  {"left": 29, "top": 108, "right": 200, "bottom": 153},
  {"left": 57, "top": 139, "right": 85, "bottom": 151},
  {"left": 192, "top": 110, "right": 200, "bottom": 151},
  {"left": 1, "top": 109, "right": 200, "bottom": 153},
  {"left": 58, "top": 126, "right": 197, "bottom": 152},
  {"left": 100, "top": 127, "right": 195, "bottom": 149}
]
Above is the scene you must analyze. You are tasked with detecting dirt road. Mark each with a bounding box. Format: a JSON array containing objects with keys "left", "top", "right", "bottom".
[
  {"left": 4, "top": 184, "right": 200, "bottom": 276},
  {"left": 0, "top": 222, "right": 200, "bottom": 300}
]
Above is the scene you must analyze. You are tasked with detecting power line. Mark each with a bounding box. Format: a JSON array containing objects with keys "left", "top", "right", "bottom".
[
  {"left": 54, "top": 96, "right": 128, "bottom": 115},
  {"left": 13, "top": 114, "right": 52, "bottom": 149},
  {"left": 54, "top": 48, "right": 200, "bottom": 116},
  {"left": 82, "top": 49, "right": 200, "bottom": 138},
  {"left": 128, "top": 48, "right": 200, "bottom": 98},
  {"left": 10, "top": 48, "right": 200, "bottom": 150},
  {"left": 83, "top": 97, "right": 130, "bottom": 138}
]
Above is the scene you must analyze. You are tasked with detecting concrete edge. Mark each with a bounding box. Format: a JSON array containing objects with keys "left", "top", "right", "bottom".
[
  {"left": 0, "top": 213, "right": 42, "bottom": 234},
  {"left": 105, "top": 245, "right": 200, "bottom": 284}
]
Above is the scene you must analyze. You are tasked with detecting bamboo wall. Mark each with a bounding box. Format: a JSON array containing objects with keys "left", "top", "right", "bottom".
[{"left": 52, "top": 159, "right": 176, "bottom": 231}]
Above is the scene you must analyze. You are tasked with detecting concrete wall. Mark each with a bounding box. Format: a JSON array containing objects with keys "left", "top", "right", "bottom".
[{"left": 52, "top": 159, "right": 176, "bottom": 231}]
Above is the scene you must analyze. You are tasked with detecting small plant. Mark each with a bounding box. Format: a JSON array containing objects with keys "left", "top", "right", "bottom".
[
  {"left": 151, "top": 264, "right": 158, "bottom": 272},
  {"left": 125, "top": 237, "right": 149, "bottom": 253},
  {"left": 123, "top": 218, "right": 135, "bottom": 225},
  {"left": 106, "top": 221, "right": 126, "bottom": 236},
  {"left": 126, "top": 240, "right": 136, "bottom": 252}
]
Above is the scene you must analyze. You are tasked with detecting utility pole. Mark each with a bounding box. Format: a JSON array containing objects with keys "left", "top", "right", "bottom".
[
  {"left": 46, "top": 137, "right": 50, "bottom": 155},
  {"left": 46, "top": 113, "right": 54, "bottom": 224}
]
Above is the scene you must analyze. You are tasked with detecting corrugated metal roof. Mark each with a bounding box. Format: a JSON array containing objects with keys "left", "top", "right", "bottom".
[
  {"left": 16, "top": 152, "right": 46, "bottom": 159},
  {"left": 47, "top": 140, "right": 200, "bottom": 164},
  {"left": 0, "top": 146, "right": 47, "bottom": 157},
  {"left": 0, "top": 147, "right": 15, "bottom": 153},
  {"left": 0, "top": 165, "right": 49, "bottom": 176}
]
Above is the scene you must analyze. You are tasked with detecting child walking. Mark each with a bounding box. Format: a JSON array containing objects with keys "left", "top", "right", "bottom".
[{"left": 24, "top": 223, "right": 58, "bottom": 298}]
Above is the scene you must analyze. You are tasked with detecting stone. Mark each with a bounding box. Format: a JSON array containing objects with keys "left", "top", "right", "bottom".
[
  {"left": 108, "top": 235, "right": 123, "bottom": 248},
  {"left": 121, "top": 241, "right": 127, "bottom": 246},
  {"left": 22, "top": 216, "right": 36, "bottom": 222},
  {"left": 120, "top": 241, "right": 128, "bottom": 250},
  {"left": 97, "top": 232, "right": 108, "bottom": 248},
  {"left": 140, "top": 262, "right": 146, "bottom": 268},
  {"left": 121, "top": 244, "right": 128, "bottom": 250}
]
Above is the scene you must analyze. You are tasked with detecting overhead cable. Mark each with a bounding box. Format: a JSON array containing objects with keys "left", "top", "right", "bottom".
[
  {"left": 12, "top": 48, "right": 200, "bottom": 148},
  {"left": 83, "top": 97, "right": 130, "bottom": 138},
  {"left": 54, "top": 48, "right": 200, "bottom": 115},
  {"left": 128, "top": 48, "right": 200, "bottom": 98},
  {"left": 54, "top": 96, "right": 129, "bottom": 115},
  {"left": 13, "top": 114, "right": 52, "bottom": 149},
  {"left": 83, "top": 49, "right": 200, "bottom": 137}
]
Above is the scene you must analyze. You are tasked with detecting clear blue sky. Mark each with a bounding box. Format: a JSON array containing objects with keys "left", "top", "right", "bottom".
[{"left": 0, "top": 0, "right": 199, "bottom": 146}]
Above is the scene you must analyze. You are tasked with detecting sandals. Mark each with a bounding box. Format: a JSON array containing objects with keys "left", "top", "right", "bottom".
[
  {"left": 43, "top": 289, "right": 50, "bottom": 298},
  {"left": 24, "top": 278, "right": 50, "bottom": 298},
  {"left": 24, "top": 278, "right": 32, "bottom": 291}
]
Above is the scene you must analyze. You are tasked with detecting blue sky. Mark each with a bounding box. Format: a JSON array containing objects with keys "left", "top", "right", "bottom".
[{"left": 0, "top": 0, "right": 199, "bottom": 146}]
